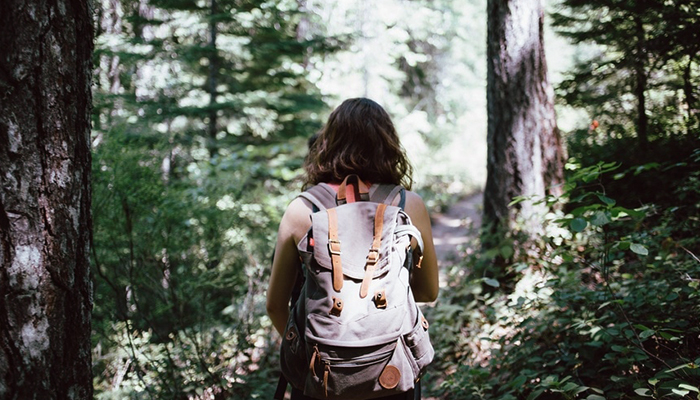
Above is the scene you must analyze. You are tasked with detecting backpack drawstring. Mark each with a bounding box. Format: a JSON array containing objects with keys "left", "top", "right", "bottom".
[
  {"left": 310, "top": 345, "right": 320, "bottom": 377},
  {"left": 323, "top": 362, "right": 331, "bottom": 397}
]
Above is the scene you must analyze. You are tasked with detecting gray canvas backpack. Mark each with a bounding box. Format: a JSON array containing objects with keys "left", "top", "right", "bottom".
[{"left": 275, "top": 175, "right": 434, "bottom": 400}]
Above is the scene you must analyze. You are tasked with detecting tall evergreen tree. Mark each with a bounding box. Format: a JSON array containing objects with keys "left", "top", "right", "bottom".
[{"left": 0, "top": 0, "right": 94, "bottom": 397}]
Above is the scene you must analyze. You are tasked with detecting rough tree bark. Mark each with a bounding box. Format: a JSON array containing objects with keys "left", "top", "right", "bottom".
[
  {"left": 0, "top": 0, "right": 94, "bottom": 398},
  {"left": 484, "top": 0, "right": 564, "bottom": 239}
]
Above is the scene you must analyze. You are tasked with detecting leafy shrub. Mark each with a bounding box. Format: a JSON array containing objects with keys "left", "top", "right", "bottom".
[
  {"left": 91, "top": 126, "right": 298, "bottom": 399},
  {"left": 428, "top": 149, "right": 700, "bottom": 400}
]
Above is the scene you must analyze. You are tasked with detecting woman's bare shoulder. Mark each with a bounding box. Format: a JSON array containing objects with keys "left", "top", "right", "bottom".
[
  {"left": 279, "top": 196, "right": 313, "bottom": 242},
  {"left": 402, "top": 190, "right": 430, "bottom": 218}
]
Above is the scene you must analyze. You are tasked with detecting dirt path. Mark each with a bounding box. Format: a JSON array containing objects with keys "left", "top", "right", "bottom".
[
  {"left": 430, "top": 192, "right": 483, "bottom": 265},
  {"left": 422, "top": 192, "right": 483, "bottom": 399}
]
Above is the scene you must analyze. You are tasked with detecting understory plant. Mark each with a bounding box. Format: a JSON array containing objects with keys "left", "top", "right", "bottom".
[{"left": 428, "top": 149, "right": 700, "bottom": 400}]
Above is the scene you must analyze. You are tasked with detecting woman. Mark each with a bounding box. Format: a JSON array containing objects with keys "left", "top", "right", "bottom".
[{"left": 267, "top": 98, "right": 439, "bottom": 400}]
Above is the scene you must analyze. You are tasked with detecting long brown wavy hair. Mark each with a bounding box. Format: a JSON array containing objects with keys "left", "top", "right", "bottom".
[{"left": 303, "top": 98, "right": 413, "bottom": 189}]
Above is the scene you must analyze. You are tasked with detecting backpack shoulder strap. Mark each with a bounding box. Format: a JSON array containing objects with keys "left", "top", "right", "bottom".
[
  {"left": 370, "top": 184, "right": 406, "bottom": 209},
  {"left": 301, "top": 182, "right": 406, "bottom": 210},
  {"left": 298, "top": 183, "right": 337, "bottom": 211}
]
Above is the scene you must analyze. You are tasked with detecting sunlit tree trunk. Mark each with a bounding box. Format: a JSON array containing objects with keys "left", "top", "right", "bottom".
[
  {"left": 682, "top": 58, "right": 700, "bottom": 130},
  {"left": 208, "top": 0, "right": 219, "bottom": 157},
  {"left": 0, "top": 0, "right": 93, "bottom": 398},
  {"left": 484, "top": 0, "right": 564, "bottom": 240},
  {"left": 633, "top": 14, "right": 649, "bottom": 147}
]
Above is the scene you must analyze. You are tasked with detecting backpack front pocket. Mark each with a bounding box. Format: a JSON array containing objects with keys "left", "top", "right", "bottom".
[{"left": 306, "top": 341, "right": 412, "bottom": 400}]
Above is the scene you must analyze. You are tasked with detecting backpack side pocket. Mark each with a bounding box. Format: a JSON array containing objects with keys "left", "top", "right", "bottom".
[
  {"left": 280, "top": 311, "right": 308, "bottom": 390},
  {"left": 400, "top": 309, "right": 434, "bottom": 379}
]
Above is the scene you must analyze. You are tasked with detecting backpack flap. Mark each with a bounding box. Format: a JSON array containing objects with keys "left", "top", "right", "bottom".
[{"left": 309, "top": 202, "right": 402, "bottom": 282}]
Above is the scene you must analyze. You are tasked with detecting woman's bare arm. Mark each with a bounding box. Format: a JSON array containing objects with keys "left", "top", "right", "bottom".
[
  {"left": 403, "top": 191, "right": 439, "bottom": 302},
  {"left": 266, "top": 198, "right": 312, "bottom": 336}
]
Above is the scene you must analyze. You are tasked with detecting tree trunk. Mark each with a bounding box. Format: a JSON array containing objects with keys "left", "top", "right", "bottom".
[
  {"left": 208, "top": 0, "right": 219, "bottom": 157},
  {"left": 0, "top": 0, "right": 94, "bottom": 398},
  {"left": 633, "top": 14, "right": 649, "bottom": 148},
  {"left": 484, "top": 0, "right": 564, "bottom": 239},
  {"left": 682, "top": 58, "right": 699, "bottom": 130}
]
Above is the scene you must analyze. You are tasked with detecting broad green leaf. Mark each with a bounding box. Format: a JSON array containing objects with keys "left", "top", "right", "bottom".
[
  {"left": 601, "top": 161, "right": 620, "bottom": 170},
  {"left": 514, "top": 262, "right": 529, "bottom": 272},
  {"left": 511, "top": 375, "right": 526, "bottom": 387},
  {"left": 484, "top": 248, "right": 500, "bottom": 259},
  {"left": 570, "top": 205, "right": 594, "bottom": 217},
  {"left": 597, "top": 194, "right": 616, "bottom": 206},
  {"left": 671, "top": 388, "right": 690, "bottom": 396},
  {"left": 639, "top": 330, "right": 655, "bottom": 339},
  {"left": 500, "top": 245, "right": 514, "bottom": 259},
  {"left": 634, "top": 388, "right": 652, "bottom": 397},
  {"left": 659, "top": 332, "right": 680, "bottom": 341},
  {"left": 586, "top": 395, "right": 606, "bottom": 400},
  {"left": 611, "top": 345, "right": 627, "bottom": 352},
  {"left": 611, "top": 206, "right": 646, "bottom": 219},
  {"left": 573, "top": 386, "right": 590, "bottom": 395},
  {"left": 630, "top": 243, "right": 648, "bottom": 255},
  {"left": 590, "top": 211, "right": 611, "bottom": 226},
  {"left": 570, "top": 218, "right": 587, "bottom": 232},
  {"left": 679, "top": 384, "right": 699, "bottom": 393},
  {"left": 526, "top": 389, "right": 544, "bottom": 400},
  {"left": 634, "top": 162, "right": 660, "bottom": 175},
  {"left": 483, "top": 278, "right": 500, "bottom": 288}
]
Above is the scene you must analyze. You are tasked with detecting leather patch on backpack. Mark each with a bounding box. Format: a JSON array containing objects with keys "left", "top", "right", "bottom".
[
  {"left": 373, "top": 289, "right": 387, "bottom": 309},
  {"left": 378, "top": 365, "right": 401, "bottom": 389},
  {"left": 329, "top": 296, "right": 343, "bottom": 316}
]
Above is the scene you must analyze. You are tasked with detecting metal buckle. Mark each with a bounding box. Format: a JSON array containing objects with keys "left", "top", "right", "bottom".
[
  {"left": 328, "top": 240, "right": 342, "bottom": 256},
  {"left": 366, "top": 248, "right": 379, "bottom": 264}
]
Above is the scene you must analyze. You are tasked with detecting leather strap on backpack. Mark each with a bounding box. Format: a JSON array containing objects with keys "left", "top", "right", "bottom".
[
  {"left": 327, "top": 208, "right": 343, "bottom": 292},
  {"left": 336, "top": 174, "right": 370, "bottom": 204},
  {"left": 360, "top": 203, "right": 386, "bottom": 298},
  {"left": 301, "top": 180, "right": 404, "bottom": 210}
]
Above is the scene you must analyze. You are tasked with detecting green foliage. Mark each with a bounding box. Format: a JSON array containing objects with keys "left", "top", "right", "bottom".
[
  {"left": 91, "top": 123, "right": 297, "bottom": 398},
  {"left": 552, "top": 0, "right": 700, "bottom": 143},
  {"left": 91, "top": 0, "right": 330, "bottom": 396},
  {"left": 427, "top": 149, "right": 700, "bottom": 400}
]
